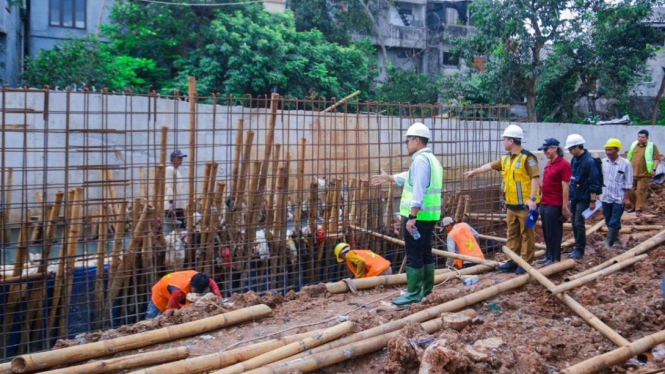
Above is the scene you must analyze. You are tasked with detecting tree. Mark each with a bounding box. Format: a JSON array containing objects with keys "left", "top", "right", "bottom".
[{"left": 456, "top": 0, "right": 663, "bottom": 121}]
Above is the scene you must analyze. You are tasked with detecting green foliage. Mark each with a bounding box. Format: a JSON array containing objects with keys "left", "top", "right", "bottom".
[
  {"left": 372, "top": 67, "right": 440, "bottom": 104},
  {"left": 287, "top": 0, "right": 376, "bottom": 45},
  {"left": 23, "top": 0, "right": 378, "bottom": 98}
]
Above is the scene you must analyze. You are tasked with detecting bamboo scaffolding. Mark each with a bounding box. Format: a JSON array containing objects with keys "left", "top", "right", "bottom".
[
  {"left": 94, "top": 203, "right": 108, "bottom": 324},
  {"left": 501, "top": 246, "right": 630, "bottom": 348},
  {"left": 212, "top": 322, "right": 354, "bottom": 374},
  {"left": 132, "top": 329, "right": 325, "bottom": 374},
  {"left": 11, "top": 304, "right": 273, "bottom": 373},
  {"left": 265, "top": 144, "right": 281, "bottom": 235},
  {"left": 465, "top": 213, "right": 664, "bottom": 233},
  {"left": 109, "top": 200, "right": 127, "bottom": 280},
  {"left": 231, "top": 120, "right": 244, "bottom": 200},
  {"left": 3, "top": 167, "right": 12, "bottom": 240},
  {"left": 294, "top": 138, "right": 306, "bottom": 231},
  {"left": 236, "top": 130, "right": 255, "bottom": 209},
  {"left": 3, "top": 219, "right": 29, "bottom": 349},
  {"left": 201, "top": 161, "right": 218, "bottom": 273},
  {"left": 565, "top": 229, "right": 665, "bottom": 282},
  {"left": 59, "top": 188, "right": 85, "bottom": 337},
  {"left": 30, "top": 191, "right": 43, "bottom": 242},
  {"left": 160, "top": 125, "right": 168, "bottom": 165},
  {"left": 140, "top": 167, "right": 147, "bottom": 198},
  {"left": 263, "top": 261, "right": 575, "bottom": 370},
  {"left": 561, "top": 329, "right": 665, "bottom": 374},
  {"left": 548, "top": 254, "right": 648, "bottom": 295},
  {"left": 41, "top": 346, "right": 189, "bottom": 374},
  {"left": 454, "top": 194, "right": 464, "bottom": 222},
  {"left": 0, "top": 272, "right": 54, "bottom": 285},
  {"left": 186, "top": 77, "right": 198, "bottom": 267}
]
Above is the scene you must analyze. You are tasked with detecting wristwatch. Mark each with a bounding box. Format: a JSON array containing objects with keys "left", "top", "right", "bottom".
[
  {"left": 408, "top": 214, "right": 417, "bottom": 220},
  {"left": 530, "top": 196, "right": 536, "bottom": 202}
]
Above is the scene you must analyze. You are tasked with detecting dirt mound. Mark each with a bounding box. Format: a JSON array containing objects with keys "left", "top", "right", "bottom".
[
  {"left": 383, "top": 322, "right": 432, "bottom": 374},
  {"left": 227, "top": 290, "right": 286, "bottom": 309},
  {"left": 298, "top": 283, "right": 328, "bottom": 301}
]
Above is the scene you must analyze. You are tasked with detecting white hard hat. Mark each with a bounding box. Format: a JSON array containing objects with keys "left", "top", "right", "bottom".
[
  {"left": 441, "top": 217, "right": 454, "bottom": 226},
  {"left": 501, "top": 124, "right": 524, "bottom": 139},
  {"left": 565, "top": 134, "right": 586, "bottom": 149},
  {"left": 404, "top": 123, "right": 431, "bottom": 139}
]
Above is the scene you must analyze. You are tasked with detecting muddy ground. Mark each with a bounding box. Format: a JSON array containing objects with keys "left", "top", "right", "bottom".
[{"left": 49, "top": 186, "right": 665, "bottom": 373}]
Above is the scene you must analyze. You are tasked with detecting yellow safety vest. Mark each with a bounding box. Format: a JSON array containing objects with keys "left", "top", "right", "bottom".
[
  {"left": 400, "top": 151, "right": 444, "bottom": 221},
  {"left": 501, "top": 150, "right": 540, "bottom": 206},
  {"left": 627, "top": 141, "right": 654, "bottom": 174}
]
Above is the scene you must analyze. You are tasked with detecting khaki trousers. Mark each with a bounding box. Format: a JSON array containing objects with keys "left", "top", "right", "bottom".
[
  {"left": 630, "top": 177, "right": 651, "bottom": 211},
  {"left": 506, "top": 208, "right": 535, "bottom": 264}
]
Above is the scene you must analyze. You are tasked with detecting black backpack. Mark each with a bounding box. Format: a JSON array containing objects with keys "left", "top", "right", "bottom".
[{"left": 593, "top": 157, "right": 604, "bottom": 188}]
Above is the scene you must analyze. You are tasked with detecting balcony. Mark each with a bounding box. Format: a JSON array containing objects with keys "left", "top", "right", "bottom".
[{"left": 383, "top": 24, "right": 428, "bottom": 49}]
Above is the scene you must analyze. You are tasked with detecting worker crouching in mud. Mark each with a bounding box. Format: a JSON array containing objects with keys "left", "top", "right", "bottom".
[
  {"left": 335, "top": 242, "right": 393, "bottom": 279},
  {"left": 146, "top": 270, "right": 222, "bottom": 319}
]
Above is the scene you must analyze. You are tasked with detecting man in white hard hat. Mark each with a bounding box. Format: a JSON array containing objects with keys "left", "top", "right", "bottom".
[
  {"left": 464, "top": 124, "right": 540, "bottom": 274},
  {"left": 371, "top": 122, "right": 444, "bottom": 306},
  {"left": 565, "top": 134, "right": 602, "bottom": 259}
]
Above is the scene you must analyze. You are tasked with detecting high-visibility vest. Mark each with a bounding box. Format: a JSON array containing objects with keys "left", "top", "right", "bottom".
[
  {"left": 501, "top": 150, "right": 540, "bottom": 206},
  {"left": 448, "top": 223, "right": 485, "bottom": 268},
  {"left": 399, "top": 151, "right": 444, "bottom": 221},
  {"left": 151, "top": 270, "right": 197, "bottom": 312},
  {"left": 627, "top": 141, "right": 655, "bottom": 174},
  {"left": 345, "top": 250, "right": 391, "bottom": 278}
]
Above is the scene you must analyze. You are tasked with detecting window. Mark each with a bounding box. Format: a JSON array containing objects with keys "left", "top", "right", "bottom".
[
  {"left": 445, "top": 8, "right": 458, "bottom": 25},
  {"left": 443, "top": 52, "right": 459, "bottom": 67},
  {"left": 50, "top": 0, "right": 86, "bottom": 29}
]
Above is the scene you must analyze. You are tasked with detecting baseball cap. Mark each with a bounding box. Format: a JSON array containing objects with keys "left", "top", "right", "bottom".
[
  {"left": 170, "top": 150, "right": 187, "bottom": 159},
  {"left": 537, "top": 138, "right": 560, "bottom": 151},
  {"left": 441, "top": 217, "right": 454, "bottom": 227}
]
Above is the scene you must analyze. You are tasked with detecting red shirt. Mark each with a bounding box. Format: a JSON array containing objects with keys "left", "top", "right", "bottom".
[{"left": 541, "top": 156, "right": 572, "bottom": 206}]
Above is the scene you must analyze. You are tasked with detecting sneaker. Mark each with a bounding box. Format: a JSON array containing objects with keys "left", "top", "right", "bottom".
[
  {"left": 567, "top": 250, "right": 584, "bottom": 259},
  {"left": 536, "top": 257, "right": 551, "bottom": 264},
  {"left": 515, "top": 267, "right": 527, "bottom": 275},
  {"left": 539, "top": 259, "right": 553, "bottom": 266},
  {"left": 498, "top": 261, "right": 518, "bottom": 273}
]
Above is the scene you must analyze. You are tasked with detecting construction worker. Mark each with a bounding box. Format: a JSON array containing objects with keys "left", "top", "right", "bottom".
[
  {"left": 566, "top": 134, "right": 602, "bottom": 260},
  {"left": 627, "top": 129, "right": 660, "bottom": 217},
  {"left": 334, "top": 243, "right": 393, "bottom": 278},
  {"left": 464, "top": 124, "right": 540, "bottom": 274},
  {"left": 537, "top": 138, "right": 571, "bottom": 265},
  {"left": 146, "top": 270, "right": 222, "bottom": 319},
  {"left": 441, "top": 217, "right": 485, "bottom": 268},
  {"left": 165, "top": 149, "right": 187, "bottom": 229},
  {"left": 601, "top": 138, "right": 633, "bottom": 249},
  {"left": 371, "top": 122, "right": 443, "bottom": 306}
]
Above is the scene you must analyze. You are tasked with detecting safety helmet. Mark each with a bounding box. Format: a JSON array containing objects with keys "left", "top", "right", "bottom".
[
  {"left": 604, "top": 137, "right": 622, "bottom": 150},
  {"left": 565, "top": 134, "right": 586, "bottom": 149},
  {"left": 334, "top": 243, "right": 351, "bottom": 263},
  {"left": 441, "top": 217, "right": 454, "bottom": 227},
  {"left": 404, "top": 123, "right": 431, "bottom": 139},
  {"left": 501, "top": 124, "right": 524, "bottom": 139}
]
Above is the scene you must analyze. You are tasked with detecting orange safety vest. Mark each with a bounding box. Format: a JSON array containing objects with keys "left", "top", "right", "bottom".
[
  {"left": 151, "top": 270, "right": 197, "bottom": 312},
  {"left": 448, "top": 223, "right": 485, "bottom": 268},
  {"left": 345, "top": 250, "right": 391, "bottom": 278}
]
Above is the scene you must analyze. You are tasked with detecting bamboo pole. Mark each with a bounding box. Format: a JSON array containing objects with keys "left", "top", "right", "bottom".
[
  {"left": 30, "top": 191, "right": 44, "bottom": 242},
  {"left": 265, "top": 261, "right": 575, "bottom": 369},
  {"left": 0, "top": 363, "right": 11, "bottom": 374},
  {"left": 265, "top": 144, "right": 282, "bottom": 235},
  {"left": 203, "top": 161, "right": 219, "bottom": 273},
  {"left": 140, "top": 167, "right": 147, "bottom": 198},
  {"left": 154, "top": 164, "right": 166, "bottom": 217},
  {"left": 109, "top": 200, "right": 127, "bottom": 280},
  {"left": 94, "top": 203, "right": 108, "bottom": 323},
  {"left": 548, "top": 254, "right": 648, "bottom": 295},
  {"left": 0, "top": 272, "right": 54, "bottom": 285},
  {"left": 4, "top": 220, "right": 29, "bottom": 349},
  {"left": 231, "top": 120, "right": 244, "bottom": 200},
  {"left": 105, "top": 169, "right": 119, "bottom": 216},
  {"left": 160, "top": 125, "right": 168, "bottom": 165},
  {"left": 236, "top": 130, "right": 255, "bottom": 207},
  {"left": 453, "top": 194, "right": 464, "bottom": 222},
  {"left": 11, "top": 304, "right": 273, "bottom": 373},
  {"left": 211, "top": 322, "right": 354, "bottom": 374},
  {"left": 3, "top": 167, "right": 12, "bottom": 240},
  {"left": 294, "top": 138, "right": 306, "bottom": 231},
  {"left": 59, "top": 187, "right": 84, "bottom": 338},
  {"left": 431, "top": 248, "right": 501, "bottom": 268},
  {"left": 187, "top": 76, "right": 198, "bottom": 267},
  {"left": 132, "top": 329, "right": 325, "bottom": 374},
  {"left": 465, "top": 213, "right": 663, "bottom": 233},
  {"left": 501, "top": 246, "right": 630, "bottom": 348},
  {"left": 461, "top": 195, "right": 470, "bottom": 223},
  {"left": 565, "top": 228, "right": 665, "bottom": 282},
  {"left": 561, "top": 329, "right": 665, "bottom": 374},
  {"left": 321, "top": 90, "right": 360, "bottom": 113},
  {"left": 41, "top": 347, "right": 189, "bottom": 374},
  {"left": 477, "top": 233, "right": 548, "bottom": 250},
  {"left": 198, "top": 162, "right": 213, "bottom": 272}
]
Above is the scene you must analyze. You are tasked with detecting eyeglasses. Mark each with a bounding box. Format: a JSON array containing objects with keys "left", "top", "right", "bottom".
[{"left": 405, "top": 138, "right": 414, "bottom": 145}]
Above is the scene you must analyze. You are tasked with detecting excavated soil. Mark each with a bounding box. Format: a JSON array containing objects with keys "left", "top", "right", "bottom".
[{"left": 47, "top": 191, "right": 665, "bottom": 373}]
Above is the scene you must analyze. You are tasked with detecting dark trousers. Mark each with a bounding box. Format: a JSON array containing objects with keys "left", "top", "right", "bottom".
[
  {"left": 570, "top": 200, "right": 590, "bottom": 253},
  {"left": 401, "top": 218, "right": 436, "bottom": 269},
  {"left": 165, "top": 208, "right": 186, "bottom": 229},
  {"left": 540, "top": 204, "right": 563, "bottom": 262},
  {"left": 602, "top": 202, "right": 623, "bottom": 229}
]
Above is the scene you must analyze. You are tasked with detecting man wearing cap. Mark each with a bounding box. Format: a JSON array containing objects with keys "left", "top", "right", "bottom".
[
  {"left": 565, "top": 134, "right": 602, "bottom": 259},
  {"left": 601, "top": 138, "right": 633, "bottom": 249},
  {"left": 627, "top": 129, "right": 660, "bottom": 217},
  {"left": 334, "top": 243, "right": 392, "bottom": 279},
  {"left": 371, "top": 122, "right": 443, "bottom": 305},
  {"left": 165, "top": 150, "right": 186, "bottom": 229},
  {"left": 441, "top": 217, "right": 485, "bottom": 268},
  {"left": 464, "top": 124, "right": 540, "bottom": 275},
  {"left": 146, "top": 270, "right": 222, "bottom": 319},
  {"left": 537, "top": 138, "right": 571, "bottom": 265}
]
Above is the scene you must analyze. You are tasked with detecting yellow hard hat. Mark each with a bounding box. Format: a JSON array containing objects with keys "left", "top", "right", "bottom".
[
  {"left": 334, "top": 243, "right": 350, "bottom": 263},
  {"left": 604, "top": 137, "right": 622, "bottom": 150}
]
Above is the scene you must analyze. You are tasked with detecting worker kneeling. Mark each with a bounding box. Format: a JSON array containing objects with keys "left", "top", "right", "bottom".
[
  {"left": 146, "top": 270, "right": 222, "bottom": 319},
  {"left": 441, "top": 217, "right": 486, "bottom": 268},
  {"left": 335, "top": 243, "right": 393, "bottom": 278}
]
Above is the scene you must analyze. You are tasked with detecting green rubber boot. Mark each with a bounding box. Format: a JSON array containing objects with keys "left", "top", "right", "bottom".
[
  {"left": 421, "top": 263, "right": 436, "bottom": 298},
  {"left": 392, "top": 266, "right": 424, "bottom": 306}
]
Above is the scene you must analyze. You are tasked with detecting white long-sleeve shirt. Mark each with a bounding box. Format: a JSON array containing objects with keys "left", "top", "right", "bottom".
[
  {"left": 164, "top": 165, "right": 185, "bottom": 210},
  {"left": 392, "top": 148, "right": 433, "bottom": 209}
]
